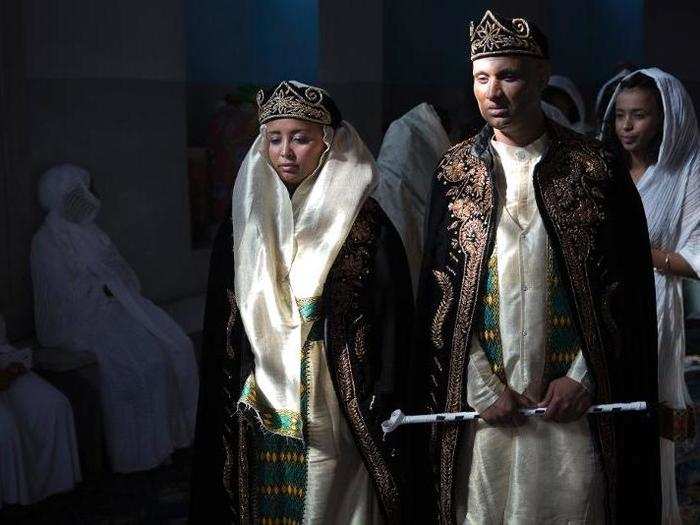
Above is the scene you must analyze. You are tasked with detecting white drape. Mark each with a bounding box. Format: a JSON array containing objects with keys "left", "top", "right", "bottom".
[
  {"left": 604, "top": 67, "right": 700, "bottom": 525},
  {"left": 595, "top": 69, "right": 631, "bottom": 127},
  {"left": 31, "top": 164, "right": 199, "bottom": 473},
  {"left": 541, "top": 102, "right": 574, "bottom": 129},
  {"left": 374, "top": 103, "right": 451, "bottom": 296},
  {"left": 0, "top": 317, "right": 81, "bottom": 507},
  {"left": 233, "top": 121, "right": 378, "bottom": 440},
  {"left": 548, "top": 75, "right": 590, "bottom": 134}
]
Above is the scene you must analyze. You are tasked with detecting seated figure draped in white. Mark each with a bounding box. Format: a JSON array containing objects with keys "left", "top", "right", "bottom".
[
  {"left": 0, "top": 314, "right": 81, "bottom": 508},
  {"left": 30, "top": 164, "right": 199, "bottom": 473}
]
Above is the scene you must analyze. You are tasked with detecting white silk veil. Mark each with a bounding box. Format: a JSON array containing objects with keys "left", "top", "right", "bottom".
[{"left": 232, "top": 119, "right": 378, "bottom": 439}]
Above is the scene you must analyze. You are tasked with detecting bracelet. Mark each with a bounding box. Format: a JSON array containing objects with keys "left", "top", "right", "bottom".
[{"left": 660, "top": 252, "right": 671, "bottom": 274}]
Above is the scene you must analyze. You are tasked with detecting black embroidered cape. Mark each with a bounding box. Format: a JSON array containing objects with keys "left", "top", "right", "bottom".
[
  {"left": 412, "top": 121, "right": 661, "bottom": 524},
  {"left": 189, "top": 198, "right": 414, "bottom": 524}
]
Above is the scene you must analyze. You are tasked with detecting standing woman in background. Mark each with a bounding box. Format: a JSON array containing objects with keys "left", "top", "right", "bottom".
[{"left": 604, "top": 68, "right": 700, "bottom": 524}]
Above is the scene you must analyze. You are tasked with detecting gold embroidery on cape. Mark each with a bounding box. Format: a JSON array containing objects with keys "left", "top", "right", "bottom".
[
  {"left": 431, "top": 270, "right": 454, "bottom": 349},
  {"left": 432, "top": 137, "right": 493, "bottom": 522},
  {"left": 325, "top": 198, "right": 401, "bottom": 523}
]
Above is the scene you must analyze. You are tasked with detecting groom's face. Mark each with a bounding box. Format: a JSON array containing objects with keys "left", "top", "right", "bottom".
[{"left": 472, "top": 56, "right": 549, "bottom": 131}]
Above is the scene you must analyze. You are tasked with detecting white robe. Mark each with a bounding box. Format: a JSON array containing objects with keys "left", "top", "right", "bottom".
[
  {"left": 0, "top": 344, "right": 81, "bottom": 507},
  {"left": 604, "top": 68, "right": 700, "bottom": 525},
  {"left": 375, "top": 103, "right": 451, "bottom": 297},
  {"left": 456, "top": 135, "right": 604, "bottom": 524},
  {"left": 548, "top": 75, "right": 591, "bottom": 135},
  {"left": 30, "top": 165, "right": 199, "bottom": 473}
]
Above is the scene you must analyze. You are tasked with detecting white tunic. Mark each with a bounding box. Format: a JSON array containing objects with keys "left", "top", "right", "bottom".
[
  {"left": 0, "top": 344, "right": 81, "bottom": 507},
  {"left": 457, "top": 135, "right": 604, "bottom": 524}
]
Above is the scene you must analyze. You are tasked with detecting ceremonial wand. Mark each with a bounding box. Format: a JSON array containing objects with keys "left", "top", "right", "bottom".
[{"left": 381, "top": 401, "right": 648, "bottom": 437}]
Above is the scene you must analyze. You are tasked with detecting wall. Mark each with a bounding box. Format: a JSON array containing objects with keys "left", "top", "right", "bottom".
[
  {"left": 645, "top": 0, "right": 700, "bottom": 112},
  {"left": 0, "top": 1, "right": 29, "bottom": 339},
  {"left": 5, "top": 0, "right": 209, "bottom": 339},
  {"left": 318, "top": 0, "right": 384, "bottom": 152},
  {"left": 382, "top": 0, "right": 491, "bottom": 137},
  {"left": 185, "top": 0, "right": 319, "bottom": 146},
  {"left": 381, "top": 0, "right": 648, "bottom": 132}
]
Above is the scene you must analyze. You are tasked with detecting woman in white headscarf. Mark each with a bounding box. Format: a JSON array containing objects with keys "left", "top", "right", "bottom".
[
  {"left": 30, "top": 165, "right": 199, "bottom": 473},
  {"left": 603, "top": 68, "right": 700, "bottom": 524},
  {"left": 189, "top": 81, "right": 414, "bottom": 525},
  {"left": 596, "top": 68, "right": 632, "bottom": 131},
  {"left": 544, "top": 74, "right": 590, "bottom": 134},
  {"left": 374, "top": 103, "right": 451, "bottom": 296},
  {"left": 0, "top": 314, "right": 81, "bottom": 507}
]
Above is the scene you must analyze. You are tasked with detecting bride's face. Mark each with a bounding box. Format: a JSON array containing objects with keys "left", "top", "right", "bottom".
[{"left": 266, "top": 119, "right": 326, "bottom": 189}]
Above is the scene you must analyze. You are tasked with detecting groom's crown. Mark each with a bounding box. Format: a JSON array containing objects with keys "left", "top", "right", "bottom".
[{"left": 469, "top": 10, "right": 548, "bottom": 61}]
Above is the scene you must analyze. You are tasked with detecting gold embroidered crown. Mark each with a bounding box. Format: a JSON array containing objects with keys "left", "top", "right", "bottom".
[
  {"left": 256, "top": 81, "right": 341, "bottom": 127},
  {"left": 469, "top": 10, "right": 548, "bottom": 61}
]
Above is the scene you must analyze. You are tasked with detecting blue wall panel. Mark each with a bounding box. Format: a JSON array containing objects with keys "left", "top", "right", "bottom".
[{"left": 186, "top": 0, "right": 318, "bottom": 85}]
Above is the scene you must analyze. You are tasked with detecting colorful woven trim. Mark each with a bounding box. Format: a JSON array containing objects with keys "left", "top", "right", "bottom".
[
  {"left": 296, "top": 296, "right": 323, "bottom": 323},
  {"left": 543, "top": 248, "right": 581, "bottom": 383},
  {"left": 252, "top": 426, "right": 308, "bottom": 524},
  {"left": 239, "top": 375, "right": 303, "bottom": 439},
  {"left": 474, "top": 255, "right": 506, "bottom": 382},
  {"left": 474, "top": 248, "right": 580, "bottom": 385},
  {"left": 250, "top": 327, "right": 313, "bottom": 523},
  {"left": 298, "top": 296, "right": 325, "bottom": 343}
]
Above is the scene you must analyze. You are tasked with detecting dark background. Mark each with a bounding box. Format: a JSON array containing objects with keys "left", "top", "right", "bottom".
[{"left": 1, "top": 0, "right": 699, "bottom": 341}]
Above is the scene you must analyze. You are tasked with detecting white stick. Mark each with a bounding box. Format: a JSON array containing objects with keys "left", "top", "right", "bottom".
[{"left": 381, "top": 401, "right": 648, "bottom": 435}]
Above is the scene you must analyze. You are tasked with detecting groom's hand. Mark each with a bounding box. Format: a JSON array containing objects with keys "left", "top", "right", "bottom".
[
  {"left": 539, "top": 377, "right": 592, "bottom": 423},
  {"left": 481, "top": 387, "right": 532, "bottom": 427}
]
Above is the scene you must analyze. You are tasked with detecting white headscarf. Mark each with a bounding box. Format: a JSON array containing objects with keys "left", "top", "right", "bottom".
[
  {"left": 375, "top": 103, "right": 451, "bottom": 295},
  {"left": 542, "top": 101, "right": 574, "bottom": 129},
  {"left": 603, "top": 68, "right": 700, "bottom": 261},
  {"left": 548, "top": 75, "right": 589, "bottom": 133},
  {"left": 595, "top": 68, "right": 631, "bottom": 127},
  {"left": 232, "top": 116, "right": 378, "bottom": 439},
  {"left": 35, "top": 164, "right": 182, "bottom": 351}
]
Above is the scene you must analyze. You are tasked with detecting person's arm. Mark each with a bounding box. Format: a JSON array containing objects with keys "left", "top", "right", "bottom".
[
  {"left": 30, "top": 231, "right": 106, "bottom": 349},
  {"left": 467, "top": 337, "right": 532, "bottom": 427},
  {"left": 466, "top": 337, "right": 505, "bottom": 413},
  {"left": 659, "top": 168, "right": 700, "bottom": 279},
  {"left": 565, "top": 350, "right": 594, "bottom": 393},
  {"left": 651, "top": 248, "right": 697, "bottom": 278}
]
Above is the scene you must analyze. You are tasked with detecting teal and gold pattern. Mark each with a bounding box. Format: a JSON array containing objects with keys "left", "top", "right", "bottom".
[
  {"left": 238, "top": 375, "right": 303, "bottom": 439},
  {"left": 238, "top": 296, "right": 324, "bottom": 439},
  {"left": 252, "top": 420, "right": 308, "bottom": 524},
  {"left": 474, "top": 249, "right": 581, "bottom": 386},
  {"left": 543, "top": 249, "right": 582, "bottom": 383},
  {"left": 246, "top": 297, "right": 325, "bottom": 524},
  {"left": 297, "top": 296, "right": 324, "bottom": 342},
  {"left": 474, "top": 255, "right": 506, "bottom": 382}
]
